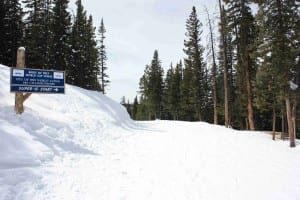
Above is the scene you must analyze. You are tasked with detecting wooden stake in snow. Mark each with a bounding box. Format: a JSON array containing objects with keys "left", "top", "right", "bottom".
[{"left": 15, "top": 47, "right": 31, "bottom": 114}]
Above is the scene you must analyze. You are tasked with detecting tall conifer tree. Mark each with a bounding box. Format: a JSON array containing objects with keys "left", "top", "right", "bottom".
[
  {"left": 148, "top": 50, "right": 164, "bottom": 119},
  {"left": 137, "top": 65, "right": 151, "bottom": 120},
  {"left": 183, "top": 6, "right": 206, "bottom": 121},
  {"left": 163, "top": 63, "right": 175, "bottom": 119},
  {"left": 85, "top": 15, "right": 100, "bottom": 90},
  {"left": 67, "top": 0, "right": 86, "bottom": 85},
  {"left": 255, "top": 0, "right": 299, "bottom": 147},
  {"left": 98, "top": 18, "right": 109, "bottom": 93},
  {"left": 132, "top": 96, "right": 138, "bottom": 120},
  {"left": 224, "top": 0, "right": 257, "bottom": 130},
  {"left": 218, "top": 0, "right": 230, "bottom": 127},
  {"left": 138, "top": 51, "right": 164, "bottom": 119},
  {"left": 50, "top": 0, "right": 71, "bottom": 71},
  {"left": 205, "top": 6, "right": 218, "bottom": 124},
  {"left": 163, "top": 62, "right": 182, "bottom": 120},
  {"left": 68, "top": 0, "right": 100, "bottom": 90},
  {"left": 23, "top": 0, "right": 53, "bottom": 69},
  {"left": 173, "top": 61, "right": 183, "bottom": 120},
  {"left": 0, "top": 0, "right": 23, "bottom": 67},
  {"left": 180, "top": 60, "right": 195, "bottom": 121}
]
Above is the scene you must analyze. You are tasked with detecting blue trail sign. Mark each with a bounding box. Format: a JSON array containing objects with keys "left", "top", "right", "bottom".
[{"left": 10, "top": 68, "right": 65, "bottom": 94}]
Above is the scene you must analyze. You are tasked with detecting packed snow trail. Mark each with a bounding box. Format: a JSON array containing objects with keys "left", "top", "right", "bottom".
[
  {"left": 1, "top": 64, "right": 300, "bottom": 200},
  {"left": 3, "top": 121, "right": 300, "bottom": 200}
]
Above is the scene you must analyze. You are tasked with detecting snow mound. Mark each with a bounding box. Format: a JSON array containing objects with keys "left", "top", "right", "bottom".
[{"left": 0, "top": 64, "right": 133, "bottom": 169}]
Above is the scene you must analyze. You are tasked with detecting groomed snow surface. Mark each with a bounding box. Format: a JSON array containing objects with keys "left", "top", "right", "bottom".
[{"left": 0, "top": 64, "right": 300, "bottom": 200}]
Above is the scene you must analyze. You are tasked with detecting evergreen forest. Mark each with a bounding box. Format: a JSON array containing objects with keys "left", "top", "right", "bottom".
[
  {"left": 124, "top": 1, "right": 300, "bottom": 147},
  {"left": 0, "top": 0, "right": 299, "bottom": 147},
  {"left": 0, "top": 0, "right": 109, "bottom": 92}
]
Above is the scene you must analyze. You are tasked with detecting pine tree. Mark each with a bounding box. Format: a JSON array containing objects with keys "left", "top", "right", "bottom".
[
  {"left": 0, "top": 1, "right": 4, "bottom": 53},
  {"left": 223, "top": 0, "right": 257, "bottom": 130},
  {"left": 255, "top": 0, "right": 299, "bottom": 147},
  {"left": 67, "top": 0, "right": 86, "bottom": 85},
  {"left": 163, "top": 63, "right": 174, "bottom": 119},
  {"left": 163, "top": 62, "right": 182, "bottom": 120},
  {"left": 218, "top": 0, "right": 230, "bottom": 127},
  {"left": 173, "top": 61, "right": 183, "bottom": 120},
  {"left": 136, "top": 96, "right": 148, "bottom": 120},
  {"left": 180, "top": 61, "right": 195, "bottom": 121},
  {"left": 68, "top": 0, "right": 100, "bottom": 90},
  {"left": 98, "top": 18, "right": 109, "bottom": 93},
  {"left": 0, "top": 0, "right": 23, "bottom": 67},
  {"left": 148, "top": 50, "right": 164, "bottom": 119},
  {"left": 254, "top": 5, "right": 279, "bottom": 139},
  {"left": 23, "top": 0, "right": 53, "bottom": 69},
  {"left": 137, "top": 65, "right": 152, "bottom": 121},
  {"left": 138, "top": 65, "right": 150, "bottom": 119},
  {"left": 43, "top": 0, "right": 53, "bottom": 68},
  {"left": 205, "top": 5, "right": 218, "bottom": 124},
  {"left": 50, "top": 0, "right": 71, "bottom": 71},
  {"left": 183, "top": 6, "right": 206, "bottom": 121},
  {"left": 132, "top": 96, "right": 138, "bottom": 120},
  {"left": 85, "top": 15, "right": 100, "bottom": 90},
  {"left": 138, "top": 51, "right": 164, "bottom": 119}
]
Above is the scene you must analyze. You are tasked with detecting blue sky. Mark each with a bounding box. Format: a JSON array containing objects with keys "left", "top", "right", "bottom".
[{"left": 70, "top": 0, "right": 218, "bottom": 102}]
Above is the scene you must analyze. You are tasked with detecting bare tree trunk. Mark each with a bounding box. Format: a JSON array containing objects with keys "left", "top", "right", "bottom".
[
  {"left": 245, "top": 56, "right": 255, "bottom": 130},
  {"left": 218, "top": 0, "right": 229, "bottom": 128},
  {"left": 292, "top": 102, "right": 297, "bottom": 143},
  {"left": 281, "top": 108, "right": 285, "bottom": 139},
  {"left": 272, "top": 106, "right": 276, "bottom": 140},
  {"left": 245, "top": 117, "right": 249, "bottom": 130},
  {"left": 204, "top": 6, "right": 218, "bottom": 125},
  {"left": 285, "top": 97, "right": 296, "bottom": 147},
  {"left": 239, "top": 0, "right": 255, "bottom": 131}
]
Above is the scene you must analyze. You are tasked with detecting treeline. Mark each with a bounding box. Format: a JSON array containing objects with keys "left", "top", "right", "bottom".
[
  {"left": 0, "top": 0, "right": 109, "bottom": 92},
  {"left": 127, "top": 1, "right": 299, "bottom": 146}
]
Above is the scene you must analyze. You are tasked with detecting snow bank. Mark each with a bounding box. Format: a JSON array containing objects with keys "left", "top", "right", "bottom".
[
  {"left": 0, "top": 64, "right": 133, "bottom": 169},
  {"left": 0, "top": 121, "right": 51, "bottom": 169}
]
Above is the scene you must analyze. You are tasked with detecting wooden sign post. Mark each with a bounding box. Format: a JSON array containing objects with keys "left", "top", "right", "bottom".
[{"left": 15, "top": 47, "right": 31, "bottom": 114}]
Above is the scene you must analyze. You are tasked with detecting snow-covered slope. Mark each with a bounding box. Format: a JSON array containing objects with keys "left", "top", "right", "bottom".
[
  {"left": 0, "top": 64, "right": 300, "bottom": 200},
  {"left": 0, "top": 64, "right": 133, "bottom": 169}
]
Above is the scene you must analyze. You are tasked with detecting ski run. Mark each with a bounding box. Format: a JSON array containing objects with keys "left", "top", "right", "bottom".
[{"left": 0, "top": 65, "right": 300, "bottom": 200}]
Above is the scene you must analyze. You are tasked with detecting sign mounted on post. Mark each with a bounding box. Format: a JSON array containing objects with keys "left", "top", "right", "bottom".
[{"left": 10, "top": 68, "right": 65, "bottom": 94}]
